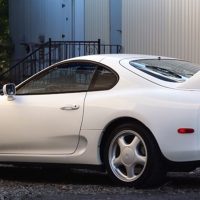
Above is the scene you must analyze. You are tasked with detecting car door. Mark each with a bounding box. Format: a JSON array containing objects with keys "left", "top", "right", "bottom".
[{"left": 0, "top": 61, "right": 96, "bottom": 155}]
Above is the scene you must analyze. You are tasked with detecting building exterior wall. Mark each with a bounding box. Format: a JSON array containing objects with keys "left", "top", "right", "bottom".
[
  {"left": 9, "top": 0, "right": 73, "bottom": 43},
  {"left": 74, "top": 0, "right": 85, "bottom": 41},
  {"left": 85, "top": 0, "right": 110, "bottom": 44},
  {"left": 9, "top": 0, "right": 111, "bottom": 63},
  {"left": 9, "top": 0, "right": 73, "bottom": 62},
  {"left": 110, "top": 0, "right": 122, "bottom": 45},
  {"left": 122, "top": 0, "right": 200, "bottom": 64}
]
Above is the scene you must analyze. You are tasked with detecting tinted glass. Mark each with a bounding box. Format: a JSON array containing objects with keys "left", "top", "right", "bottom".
[
  {"left": 17, "top": 63, "right": 96, "bottom": 94},
  {"left": 90, "top": 67, "right": 118, "bottom": 90},
  {"left": 130, "top": 59, "right": 200, "bottom": 82}
]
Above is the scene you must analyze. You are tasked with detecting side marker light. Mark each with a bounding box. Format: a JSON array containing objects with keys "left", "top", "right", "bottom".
[{"left": 178, "top": 128, "right": 194, "bottom": 134}]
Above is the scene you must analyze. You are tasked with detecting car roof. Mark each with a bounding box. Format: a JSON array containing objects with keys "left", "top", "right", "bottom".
[{"left": 68, "top": 54, "right": 174, "bottom": 63}]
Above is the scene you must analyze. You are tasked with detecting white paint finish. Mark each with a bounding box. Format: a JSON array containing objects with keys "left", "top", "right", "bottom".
[
  {"left": 178, "top": 71, "right": 200, "bottom": 90},
  {"left": 0, "top": 93, "right": 86, "bottom": 154},
  {"left": 0, "top": 130, "right": 102, "bottom": 165},
  {"left": 85, "top": 0, "right": 110, "bottom": 43},
  {"left": 81, "top": 55, "right": 200, "bottom": 162},
  {"left": 1, "top": 54, "right": 200, "bottom": 164},
  {"left": 84, "top": 87, "right": 200, "bottom": 161},
  {"left": 122, "top": 0, "right": 200, "bottom": 64},
  {"left": 0, "top": 130, "right": 102, "bottom": 164}
]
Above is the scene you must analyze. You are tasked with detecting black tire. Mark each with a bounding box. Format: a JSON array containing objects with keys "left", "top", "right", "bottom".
[{"left": 103, "top": 122, "right": 166, "bottom": 188}]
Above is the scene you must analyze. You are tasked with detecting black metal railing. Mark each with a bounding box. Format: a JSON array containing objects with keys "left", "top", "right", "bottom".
[{"left": 0, "top": 39, "right": 121, "bottom": 86}]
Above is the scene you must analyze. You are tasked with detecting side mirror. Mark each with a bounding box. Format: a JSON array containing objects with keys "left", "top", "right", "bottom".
[{"left": 3, "top": 83, "right": 16, "bottom": 101}]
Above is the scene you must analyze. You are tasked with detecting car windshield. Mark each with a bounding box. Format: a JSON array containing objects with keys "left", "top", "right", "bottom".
[{"left": 130, "top": 59, "right": 200, "bottom": 82}]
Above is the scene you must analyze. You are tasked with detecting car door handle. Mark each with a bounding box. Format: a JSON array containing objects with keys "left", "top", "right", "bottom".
[{"left": 60, "top": 105, "right": 80, "bottom": 111}]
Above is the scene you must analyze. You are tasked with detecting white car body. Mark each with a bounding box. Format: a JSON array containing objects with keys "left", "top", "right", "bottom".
[{"left": 1, "top": 54, "right": 200, "bottom": 186}]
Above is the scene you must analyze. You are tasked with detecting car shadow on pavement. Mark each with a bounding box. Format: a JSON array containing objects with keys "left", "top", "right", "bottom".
[
  {"left": 0, "top": 165, "right": 200, "bottom": 189},
  {"left": 0, "top": 165, "right": 113, "bottom": 186}
]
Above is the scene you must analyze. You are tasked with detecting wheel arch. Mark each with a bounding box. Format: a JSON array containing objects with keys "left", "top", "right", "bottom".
[{"left": 99, "top": 117, "right": 163, "bottom": 163}]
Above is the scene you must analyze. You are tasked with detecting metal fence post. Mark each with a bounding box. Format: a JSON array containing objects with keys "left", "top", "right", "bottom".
[
  {"left": 97, "top": 39, "right": 101, "bottom": 54},
  {"left": 49, "top": 38, "right": 52, "bottom": 66}
]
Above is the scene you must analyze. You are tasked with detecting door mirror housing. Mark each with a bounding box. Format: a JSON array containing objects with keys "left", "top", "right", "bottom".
[{"left": 3, "top": 83, "right": 16, "bottom": 101}]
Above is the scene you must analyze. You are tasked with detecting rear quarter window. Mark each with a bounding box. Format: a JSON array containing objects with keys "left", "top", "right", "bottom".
[{"left": 89, "top": 66, "right": 118, "bottom": 91}]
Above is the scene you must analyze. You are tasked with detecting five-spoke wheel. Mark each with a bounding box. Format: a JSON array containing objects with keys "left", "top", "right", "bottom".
[
  {"left": 104, "top": 123, "right": 166, "bottom": 187},
  {"left": 109, "top": 130, "right": 147, "bottom": 182}
]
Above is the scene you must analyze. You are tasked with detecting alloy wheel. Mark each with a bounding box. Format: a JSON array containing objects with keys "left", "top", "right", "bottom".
[{"left": 108, "top": 130, "right": 147, "bottom": 182}]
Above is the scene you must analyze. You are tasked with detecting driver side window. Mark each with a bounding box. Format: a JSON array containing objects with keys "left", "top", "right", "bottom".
[{"left": 17, "top": 62, "right": 97, "bottom": 95}]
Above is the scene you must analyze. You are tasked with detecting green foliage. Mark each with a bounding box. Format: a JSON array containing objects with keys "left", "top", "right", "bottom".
[{"left": 0, "top": 0, "right": 11, "bottom": 73}]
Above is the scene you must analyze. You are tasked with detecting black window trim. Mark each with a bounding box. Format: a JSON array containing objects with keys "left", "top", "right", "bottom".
[{"left": 16, "top": 60, "right": 119, "bottom": 95}]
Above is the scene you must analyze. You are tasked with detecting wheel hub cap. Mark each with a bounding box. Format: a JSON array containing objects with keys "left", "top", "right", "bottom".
[{"left": 121, "top": 147, "right": 134, "bottom": 166}]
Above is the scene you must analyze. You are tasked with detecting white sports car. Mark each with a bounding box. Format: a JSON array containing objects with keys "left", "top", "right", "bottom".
[{"left": 1, "top": 54, "right": 200, "bottom": 187}]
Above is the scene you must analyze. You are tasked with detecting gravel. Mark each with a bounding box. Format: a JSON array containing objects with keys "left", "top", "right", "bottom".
[{"left": 0, "top": 165, "right": 200, "bottom": 199}]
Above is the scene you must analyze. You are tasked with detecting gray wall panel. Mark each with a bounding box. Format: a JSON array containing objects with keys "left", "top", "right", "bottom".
[
  {"left": 122, "top": 0, "right": 200, "bottom": 64},
  {"left": 85, "top": 0, "right": 110, "bottom": 43}
]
